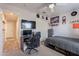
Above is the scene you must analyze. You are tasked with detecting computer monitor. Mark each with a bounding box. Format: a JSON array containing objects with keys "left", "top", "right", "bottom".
[
  {"left": 21, "top": 20, "right": 36, "bottom": 29},
  {"left": 23, "top": 30, "right": 32, "bottom": 35}
]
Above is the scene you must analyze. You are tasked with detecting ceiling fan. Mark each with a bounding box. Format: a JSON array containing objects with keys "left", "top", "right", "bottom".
[{"left": 36, "top": 3, "right": 56, "bottom": 18}]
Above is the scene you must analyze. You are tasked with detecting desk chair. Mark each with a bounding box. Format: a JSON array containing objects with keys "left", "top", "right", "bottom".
[{"left": 25, "top": 32, "right": 41, "bottom": 54}]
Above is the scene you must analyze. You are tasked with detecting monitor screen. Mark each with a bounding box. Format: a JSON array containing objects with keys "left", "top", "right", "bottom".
[
  {"left": 22, "top": 22, "right": 32, "bottom": 29},
  {"left": 21, "top": 20, "right": 36, "bottom": 29}
]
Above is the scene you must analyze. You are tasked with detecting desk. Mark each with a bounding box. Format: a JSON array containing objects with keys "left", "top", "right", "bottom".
[{"left": 20, "top": 35, "right": 33, "bottom": 52}]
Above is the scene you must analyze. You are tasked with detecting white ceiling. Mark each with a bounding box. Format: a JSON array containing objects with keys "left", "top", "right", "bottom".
[
  {"left": 0, "top": 3, "right": 79, "bottom": 17},
  {"left": 4, "top": 3, "right": 50, "bottom": 12},
  {"left": 52, "top": 3, "right": 79, "bottom": 16},
  {"left": 0, "top": 3, "right": 50, "bottom": 12}
]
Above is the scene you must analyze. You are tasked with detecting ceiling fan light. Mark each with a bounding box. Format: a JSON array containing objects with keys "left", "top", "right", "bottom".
[{"left": 49, "top": 4, "right": 55, "bottom": 9}]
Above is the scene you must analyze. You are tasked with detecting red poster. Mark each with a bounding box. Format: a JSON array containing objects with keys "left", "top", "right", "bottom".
[{"left": 73, "top": 24, "right": 79, "bottom": 28}]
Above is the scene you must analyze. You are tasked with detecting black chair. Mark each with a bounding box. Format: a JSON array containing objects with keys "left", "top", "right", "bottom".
[{"left": 25, "top": 32, "right": 41, "bottom": 54}]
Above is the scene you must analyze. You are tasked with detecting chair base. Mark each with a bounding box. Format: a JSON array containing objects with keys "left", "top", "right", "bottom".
[{"left": 25, "top": 48, "right": 38, "bottom": 54}]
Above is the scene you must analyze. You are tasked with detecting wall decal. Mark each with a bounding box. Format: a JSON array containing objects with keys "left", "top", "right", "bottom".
[
  {"left": 70, "top": 19, "right": 79, "bottom": 29},
  {"left": 73, "top": 23, "right": 79, "bottom": 29},
  {"left": 50, "top": 16, "right": 59, "bottom": 26},
  {"left": 71, "top": 11, "right": 77, "bottom": 16},
  {"left": 36, "top": 14, "right": 40, "bottom": 18},
  {"left": 70, "top": 20, "right": 79, "bottom": 23},
  {"left": 42, "top": 16, "right": 44, "bottom": 19},
  {"left": 46, "top": 17, "right": 48, "bottom": 20},
  {"left": 62, "top": 16, "right": 66, "bottom": 24}
]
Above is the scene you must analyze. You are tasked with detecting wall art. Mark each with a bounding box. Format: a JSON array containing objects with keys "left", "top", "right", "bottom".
[
  {"left": 62, "top": 16, "right": 66, "bottom": 24},
  {"left": 50, "top": 16, "right": 59, "bottom": 26}
]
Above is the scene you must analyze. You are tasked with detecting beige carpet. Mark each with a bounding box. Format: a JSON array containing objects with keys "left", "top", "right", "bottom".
[{"left": 3, "top": 44, "right": 64, "bottom": 56}]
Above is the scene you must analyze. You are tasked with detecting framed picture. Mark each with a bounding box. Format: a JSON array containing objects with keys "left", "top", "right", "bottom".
[
  {"left": 62, "top": 16, "right": 66, "bottom": 24},
  {"left": 50, "top": 16, "right": 59, "bottom": 26}
]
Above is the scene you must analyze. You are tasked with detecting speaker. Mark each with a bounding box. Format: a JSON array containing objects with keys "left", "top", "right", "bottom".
[{"left": 48, "top": 29, "right": 53, "bottom": 37}]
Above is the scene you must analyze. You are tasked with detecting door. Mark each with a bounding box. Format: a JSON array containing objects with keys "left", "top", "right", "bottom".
[{"left": 3, "top": 12, "right": 20, "bottom": 54}]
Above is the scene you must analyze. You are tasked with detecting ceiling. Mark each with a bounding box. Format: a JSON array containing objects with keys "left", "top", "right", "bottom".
[{"left": 0, "top": 3, "right": 79, "bottom": 17}]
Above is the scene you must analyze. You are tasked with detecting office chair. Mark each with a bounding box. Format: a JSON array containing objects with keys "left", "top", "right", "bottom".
[{"left": 25, "top": 32, "right": 41, "bottom": 54}]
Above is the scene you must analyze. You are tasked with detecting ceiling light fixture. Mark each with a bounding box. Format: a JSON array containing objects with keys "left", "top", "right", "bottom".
[
  {"left": 49, "top": 3, "right": 55, "bottom": 12},
  {"left": 49, "top": 3, "right": 55, "bottom": 9}
]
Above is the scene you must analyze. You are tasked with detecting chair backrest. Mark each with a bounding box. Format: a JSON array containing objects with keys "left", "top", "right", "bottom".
[
  {"left": 32, "top": 32, "right": 41, "bottom": 48},
  {"left": 34, "top": 32, "right": 41, "bottom": 40},
  {"left": 25, "top": 32, "right": 41, "bottom": 49}
]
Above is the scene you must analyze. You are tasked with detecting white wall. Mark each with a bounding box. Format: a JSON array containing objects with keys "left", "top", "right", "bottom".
[
  {"left": 0, "top": 9, "right": 4, "bottom": 55},
  {"left": 36, "top": 18, "right": 49, "bottom": 41},
  {"left": 52, "top": 9, "right": 79, "bottom": 38},
  {"left": 2, "top": 5, "right": 49, "bottom": 41}
]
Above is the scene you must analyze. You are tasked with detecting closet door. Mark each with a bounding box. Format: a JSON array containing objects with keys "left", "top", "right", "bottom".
[{"left": 3, "top": 12, "right": 20, "bottom": 55}]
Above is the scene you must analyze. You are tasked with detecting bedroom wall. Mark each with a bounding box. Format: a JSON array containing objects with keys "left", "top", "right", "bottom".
[
  {"left": 52, "top": 9, "right": 79, "bottom": 38},
  {"left": 0, "top": 9, "right": 4, "bottom": 55},
  {"left": 36, "top": 18, "right": 49, "bottom": 40}
]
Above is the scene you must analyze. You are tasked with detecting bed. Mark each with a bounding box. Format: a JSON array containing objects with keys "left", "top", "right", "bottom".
[{"left": 45, "top": 36, "right": 79, "bottom": 55}]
